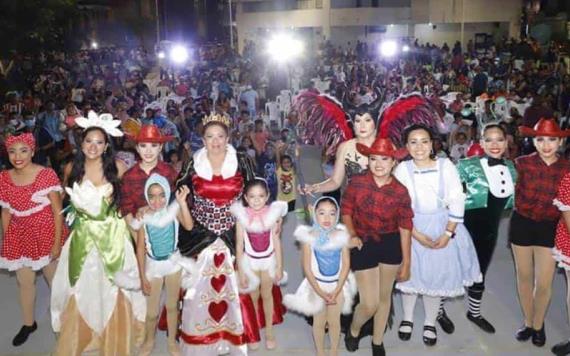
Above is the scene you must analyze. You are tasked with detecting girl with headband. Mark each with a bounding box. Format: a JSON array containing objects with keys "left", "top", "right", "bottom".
[{"left": 0, "top": 133, "right": 66, "bottom": 346}]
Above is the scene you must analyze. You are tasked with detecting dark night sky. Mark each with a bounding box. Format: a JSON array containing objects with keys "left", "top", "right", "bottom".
[{"left": 161, "top": 0, "right": 225, "bottom": 43}]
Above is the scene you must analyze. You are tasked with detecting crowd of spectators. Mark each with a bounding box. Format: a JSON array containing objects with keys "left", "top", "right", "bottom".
[{"left": 0, "top": 35, "right": 569, "bottom": 191}]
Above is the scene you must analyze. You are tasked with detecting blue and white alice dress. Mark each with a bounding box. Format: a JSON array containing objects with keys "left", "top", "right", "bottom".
[
  {"left": 394, "top": 158, "right": 481, "bottom": 297},
  {"left": 283, "top": 222, "right": 357, "bottom": 315}
]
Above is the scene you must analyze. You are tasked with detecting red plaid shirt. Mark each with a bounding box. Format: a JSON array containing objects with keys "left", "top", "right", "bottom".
[
  {"left": 120, "top": 161, "right": 178, "bottom": 217},
  {"left": 515, "top": 153, "right": 570, "bottom": 221},
  {"left": 341, "top": 172, "right": 414, "bottom": 241}
]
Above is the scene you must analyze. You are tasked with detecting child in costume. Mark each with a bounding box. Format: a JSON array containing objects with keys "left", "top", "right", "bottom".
[
  {"left": 134, "top": 174, "right": 194, "bottom": 356},
  {"left": 0, "top": 132, "right": 66, "bottom": 346},
  {"left": 231, "top": 178, "right": 288, "bottom": 350},
  {"left": 284, "top": 196, "right": 356, "bottom": 356}
]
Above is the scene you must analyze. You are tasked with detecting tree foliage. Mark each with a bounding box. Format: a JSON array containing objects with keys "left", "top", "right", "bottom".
[{"left": 0, "top": 0, "right": 80, "bottom": 57}]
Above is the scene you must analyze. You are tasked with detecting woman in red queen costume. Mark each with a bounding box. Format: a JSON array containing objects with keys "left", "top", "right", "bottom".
[{"left": 175, "top": 112, "right": 280, "bottom": 355}]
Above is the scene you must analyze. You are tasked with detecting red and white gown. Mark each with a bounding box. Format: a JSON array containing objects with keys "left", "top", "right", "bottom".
[{"left": 176, "top": 145, "right": 263, "bottom": 356}]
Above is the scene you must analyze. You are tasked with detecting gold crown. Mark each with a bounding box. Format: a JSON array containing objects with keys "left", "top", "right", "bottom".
[{"left": 202, "top": 112, "right": 232, "bottom": 128}]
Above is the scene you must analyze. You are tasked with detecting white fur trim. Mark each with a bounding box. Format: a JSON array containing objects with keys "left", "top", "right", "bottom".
[
  {"left": 0, "top": 185, "right": 62, "bottom": 217},
  {"left": 553, "top": 247, "right": 570, "bottom": 270},
  {"left": 293, "top": 224, "right": 349, "bottom": 250},
  {"left": 554, "top": 199, "right": 570, "bottom": 212},
  {"left": 113, "top": 268, "right": 141, "bottom": 290},
  {"left": 238, "top": 256, "right": 261, "bottom": 293},
  {"left": 130, "top": 201, "right": 180, "bottom": 230},
  {"left": 193, "top": 145, "right": 238, "bottom": 180},
  {"left": 283, "top": 279, "right": 325, "bottom": 316},
  {"left": 341, "top": 273, "right": 358, "bottom": 314},
  {"left": 0, "top": 255, "right": 51, "bottom": 271},
  {"left": 230, "top": 201, "right": 288, "bottom": 233},
  {"left": 171, "top": 252, "right": 199, "bottom": 290}
]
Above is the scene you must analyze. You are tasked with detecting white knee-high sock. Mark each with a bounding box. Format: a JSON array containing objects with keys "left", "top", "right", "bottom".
[
  {"left": 423, "top": 295, "right": 441, "bottom": 327},
  {"left": 402, "top": 293, "right": 418, "bottom": 322}
]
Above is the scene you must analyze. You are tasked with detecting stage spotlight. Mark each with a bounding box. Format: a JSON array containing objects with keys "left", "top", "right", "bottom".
[
  {"left": 157, "top": 50, "right": 166, "bottom": 59},
  {"left": 402, "top": 45, "right": 410, "bottom": 52},
  {"left": 267, "top": 34, "right": 304, "bottom": 63},
  {"left": 379, "top": 40, "right": 398, "bottom": 58},
  {"left": 170, "top": 45, "right": 189, "bottom": 64},
  {"left": 91, "top": 41, "right": 98, "bottom": 50}
]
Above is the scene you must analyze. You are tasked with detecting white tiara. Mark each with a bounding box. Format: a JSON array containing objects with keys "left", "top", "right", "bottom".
[{"left": 75, "top": 111, "right": 123, "bottom": 137}]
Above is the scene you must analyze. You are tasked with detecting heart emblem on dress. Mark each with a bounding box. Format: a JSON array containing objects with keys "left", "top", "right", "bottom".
[
  {"left": 208, "top": 300, "right": 228, "bottom": 323},
  {"left": 210, "top": 274, "right": 226, "bottom": 293},
  {"left": 213, "top": 253, "right": 225, "bottom": 268}
]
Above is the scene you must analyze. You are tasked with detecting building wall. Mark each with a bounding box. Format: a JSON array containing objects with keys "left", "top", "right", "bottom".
[{"left": 236, "top": 0, "right": 523, "bottom": 52}]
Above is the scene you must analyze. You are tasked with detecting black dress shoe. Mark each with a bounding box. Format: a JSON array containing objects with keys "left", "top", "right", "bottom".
[
  {"left": 344, "top": 330, "right": 360, "bottom": 352},
  {"left": 466, "top": 313, "right": 496, "bottom": 334},
  {"left": 398, "top": 320, "right": 413, "bottom": 341},
  {"left": 552, "top": 339, "right": 570, "bottom": 355},
  {"left": 372, "top": 342, "right": 386, "bottom": 356},
  {"left": 437, "top": 309, "right": 455, "bottom": 334},
  {"left": 12, "top": 322, "right": 37, "bottom": 346},
  {"left": 532, "top": 325, "right": 546, "bottom": 347},
  {"left": 515, "top": 325, "right": 533, "bottom": 341},
  {"left": 423, "top": 325, "right": 437, "bottom": 346}
]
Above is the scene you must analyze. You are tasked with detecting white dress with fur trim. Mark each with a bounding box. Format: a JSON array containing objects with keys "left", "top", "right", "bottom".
[
  {"left": 283, "top": 225, "right": 357, "bottom": 316},
  {"left": 51, "top": 181, "right": 146, "bottom": 337},
  {"left": 131, "top": 202, "right": 182, "bottom": 279},
  {"left": 230, "top": 201, "right": 288, "bottom": 293}
]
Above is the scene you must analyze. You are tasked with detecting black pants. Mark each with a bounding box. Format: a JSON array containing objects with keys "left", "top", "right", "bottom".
[{"left": 464, "top": 193, "right": 508, "bottom": 291}]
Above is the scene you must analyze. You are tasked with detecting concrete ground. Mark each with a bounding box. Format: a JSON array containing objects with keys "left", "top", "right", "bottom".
[{"left": 1, "top": 146, "right": 568, "bottom": 355}]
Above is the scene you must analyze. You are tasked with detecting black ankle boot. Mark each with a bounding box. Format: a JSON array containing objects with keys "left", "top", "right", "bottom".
[
  {"left": 515, "top": 324, "right": 533, "bottom": 341},
  {"left": 12, "top": 322, "right": 37, "bottom": 346},
  {"left": 344, "top": 330, "right": 360, "bottom": 352},
  {"left": 531, "top": 325, "right": 546, "bottom": 347},
  {"left": 372, "top": 342, "right": 386, "bottom": 356},
  {"left": 552, "top": 339, "right": 570, "bottom": 355}
]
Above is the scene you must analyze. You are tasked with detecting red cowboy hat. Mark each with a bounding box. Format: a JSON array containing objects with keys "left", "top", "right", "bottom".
[
  {"left": 356, "top": 137, "right": 398, "bottom": 157},
  {"left": 127, "top": 124, "right": 174, "bottom": 143},
  {"left": 519, "top": 118, "right": 570, "bottom": 138},
  {"left": 467, "top": 142, "right": 485, "bottom": 157}
]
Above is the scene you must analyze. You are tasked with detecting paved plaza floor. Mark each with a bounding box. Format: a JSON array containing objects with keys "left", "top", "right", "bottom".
[{"left": 1, "top": 146, "right": 568, "bottom": 355}]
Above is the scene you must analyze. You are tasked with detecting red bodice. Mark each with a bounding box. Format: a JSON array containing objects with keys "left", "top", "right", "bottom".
[{"left": 192, "top": 173, "right": 243, "bottom": 206}]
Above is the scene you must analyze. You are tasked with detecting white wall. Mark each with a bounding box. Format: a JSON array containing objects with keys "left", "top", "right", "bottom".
[
  {"left": 414, "top": 22, "right": 508, "bottom": 47},
  {"left": 329, "top": 24, "right": 410, "bottom": 47}
]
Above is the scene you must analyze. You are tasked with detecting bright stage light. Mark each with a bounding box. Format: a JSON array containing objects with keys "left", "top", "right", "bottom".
[
  {"left": 267, "top": 34, "right": 304, "bottom": 63},
  {"left": 170, "top": 45, "right": 189, "bottom": 64},
  {"left": 91, "top": 41, "right": 98, "bottom": 49},
  {"left": 379, "top": 40, "right": 398, "bottom": 58},
  {"left": 402, "top": 45, "right": 410, "bottom": 52},
  {"left": 157, "top": 50, "right": 166, "bottom": 59}
]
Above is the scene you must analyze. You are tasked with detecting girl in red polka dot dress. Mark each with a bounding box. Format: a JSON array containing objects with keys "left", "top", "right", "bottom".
[
  {"left": 0, "top": 133, "right": 65, "bottom": 346},
  {"left": 552, "top": 172, "right": 570, "bottom": 355}
]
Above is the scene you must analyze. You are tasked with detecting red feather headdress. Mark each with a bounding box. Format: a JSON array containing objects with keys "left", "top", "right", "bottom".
[
  {"left": 293, "top": 90, "right": 353, "bottom": 160},
  {"left": 377, "top": 94, "right": 442, "bottom": 147}
]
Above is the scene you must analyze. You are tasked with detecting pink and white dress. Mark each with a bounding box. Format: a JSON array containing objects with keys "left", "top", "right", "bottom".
[{"left": 230, "top": 201, "right": 288, "bottom": 292}]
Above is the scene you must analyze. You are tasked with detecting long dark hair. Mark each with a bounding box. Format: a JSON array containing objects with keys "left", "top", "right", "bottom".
[{"left": 69, "top": 126, "right": 121, "bottom": 209}]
